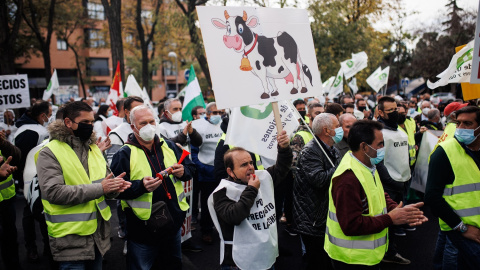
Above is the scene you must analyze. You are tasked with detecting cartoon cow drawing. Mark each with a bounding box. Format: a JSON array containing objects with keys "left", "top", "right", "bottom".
[{"left": 211, "top": 10, "right": 313, "bottom": 99}]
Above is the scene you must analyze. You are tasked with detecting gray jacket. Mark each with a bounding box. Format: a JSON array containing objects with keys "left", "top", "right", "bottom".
[
  {"left": 37, "top": 120, "right": 113, "bottom": 261},
  {"left": 292, "top": 137, "right": 340, "bottom": 236}
]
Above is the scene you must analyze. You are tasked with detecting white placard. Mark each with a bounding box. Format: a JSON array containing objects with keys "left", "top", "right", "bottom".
[
  {"left": 197, "top": 7, "right": 323, "bottom": 109},
  {"left": 470, "top": 1, "right": 480, "bottom": 84},
  {"left": 0, "top": 74, "right": 30, "bottom": 109}
]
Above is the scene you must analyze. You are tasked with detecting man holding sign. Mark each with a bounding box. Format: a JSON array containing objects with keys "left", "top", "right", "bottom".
[{"left": 208, "top": 130, "right": 291, "bottom": 270}]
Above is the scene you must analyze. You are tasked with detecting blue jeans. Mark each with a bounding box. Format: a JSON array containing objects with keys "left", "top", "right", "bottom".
[
  {"left": 433, "top": 231, "right": 458, "bottom": 270},
  {"left": 127, "top": 228, "right": 182, "bottom": 270},
  {"left": 58, "top": 245, "right": 102, "bottom": 270},
  {"left": 446, "top": 230, "right": 480, "bottom": 269}
]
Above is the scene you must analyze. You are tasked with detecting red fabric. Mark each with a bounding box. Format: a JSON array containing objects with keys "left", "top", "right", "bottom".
[
  {"left": 331, "top": 170, "right": 395, "bottom": 236},
  {"left": 444, "top": 102, "right": 467, "bottom": 118}
]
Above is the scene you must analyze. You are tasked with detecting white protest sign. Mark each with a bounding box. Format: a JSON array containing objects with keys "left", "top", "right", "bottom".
[
  {"left": 411, "top": 130, "right": 442, "bottom": 193},
  {"left": 197, "top": 7, "right": 323, "bottom": 109},
  {"left": 470, "top": 1, "right": 480, "bottom": 84},
  {"left": 427, "top": 40, "right": 474, "bottom": 89},
  {"left": 340, "top": 51, "right": 368, "bottom": 79},
  {"left": 225, "top": 101, "right": 299, "bottom": 159},
  {"left": 0, "top": 74, "right": 30, "bottom": 110}
]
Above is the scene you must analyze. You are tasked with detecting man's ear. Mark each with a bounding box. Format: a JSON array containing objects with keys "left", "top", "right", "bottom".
[
  {"left": 64, "top": 117, "right": 73, "bottom": 129},
  {"left": 226, "top": 167, "right": 234, "bottom": 178}
]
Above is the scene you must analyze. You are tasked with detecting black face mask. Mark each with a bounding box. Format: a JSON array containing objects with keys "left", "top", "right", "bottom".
[
  {"left": 298, "top": 110, "right": 306, "bottom": 118},
  {"left": 381, "top": 111, "right": 399, "bottom": 128},
  {"left": 73, "top": 122, "right": 94, "bottom": 141},
  {"left": 397, "top": 114, "right": 406, "bottom": 124},
  {"left": 358, "top": 106, "right": 367, "bottom": 112}
]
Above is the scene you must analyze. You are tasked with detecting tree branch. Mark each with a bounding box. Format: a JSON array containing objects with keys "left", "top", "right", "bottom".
[{"left": 174, "top": 0, "right": 188, "bottom": 15}]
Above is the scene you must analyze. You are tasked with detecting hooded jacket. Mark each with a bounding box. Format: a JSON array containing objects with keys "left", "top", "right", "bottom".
[
  {"left": 36, "top": 120, "right": 113, "bottom": 261},
  {"left": 292, "top": 137, "right": 340, "bottom": 236}
]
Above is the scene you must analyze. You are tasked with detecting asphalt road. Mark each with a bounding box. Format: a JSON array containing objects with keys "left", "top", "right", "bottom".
[{"left": 1, "top": 197, "right": 438, "bottom": 270}]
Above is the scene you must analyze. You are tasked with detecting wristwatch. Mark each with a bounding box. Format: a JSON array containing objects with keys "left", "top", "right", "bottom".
[{"left": 457, "top": 222, "right": 468, "bottom": 233}]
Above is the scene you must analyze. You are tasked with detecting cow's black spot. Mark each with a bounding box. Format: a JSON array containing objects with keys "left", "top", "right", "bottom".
[
  {"left": 303, "top": 64, "right": 313, "bottom": 86},
  {"left": 278, "top": 66, "right": 284, "bottom": 73},
  {"left": 277, "top": 32, "right": 297, "bottom": 64},
  {"left": 257, "top": 36, "right": 277, "bottom": 67},
  {"left": 256, "top": 61, "right": 261, "bottom": 70},
  {"left": 235, "top": 17, "right": 254, "bottom": 45}
]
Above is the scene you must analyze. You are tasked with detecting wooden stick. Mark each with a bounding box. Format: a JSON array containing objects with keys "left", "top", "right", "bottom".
[{"left": 271, "top": 102, "right": 283, "bottom": 133}]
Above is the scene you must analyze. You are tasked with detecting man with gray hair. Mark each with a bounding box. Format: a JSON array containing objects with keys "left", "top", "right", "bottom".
[
  {"left": 419, "top": 108, "right": 443, "bottom": 131},
  {"left": 334, "top": 113, "right": 357, "bottom": 158},
  {"left": 157, "top": 98, "right": 202, "bottom": 147},
  {"left": 292, "top": 113, "right": 342, "bottom": 270},
  {"left": 191, "top": 102, "right": 225, "bottom": 244}
]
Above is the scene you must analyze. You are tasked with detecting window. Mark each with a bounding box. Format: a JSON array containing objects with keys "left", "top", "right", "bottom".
[
  {"left": 87, "top": 2, "right": 104, "bottom": 20},
  {"left": 85, "top": 29, "right": 106, "bottom": 48},
  {"left": 87, "top": 58, "right": 109, "bottom": 76},
  {"left": 125, "top": 34, "right": 134, "bottom": 45},
  {"left": 57, "top": 39, "right": 67, "bottom": 51},
  {"left": 163, "top": 60, "right": 177, "bottom": 76}
]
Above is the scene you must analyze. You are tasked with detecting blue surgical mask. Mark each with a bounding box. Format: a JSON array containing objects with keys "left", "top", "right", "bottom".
[
  {"left": 330, "top": 126, "right": 344, "bottom": 144},
  {"left": 409, "top": 108, "right": 415, "bottom": 115},
  {"left": 365, "top": 144, "right": 385, "bottom": 165},
  {"left": 210, "top": 115, "right": 222, "bottom": 125},
  {"left": 107, "top": 110, "right": 113, "bottom": 117},
  {"left": 455, "top": 126, "right": 480, "bottom": 145},
  {"left": 199, "top": 113, "right": 206, "bottom": 119}
]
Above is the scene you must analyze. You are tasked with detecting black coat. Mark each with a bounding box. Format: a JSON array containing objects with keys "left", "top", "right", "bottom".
[{"left": 292, "top": 137, "right": 340, "bottom": 236}]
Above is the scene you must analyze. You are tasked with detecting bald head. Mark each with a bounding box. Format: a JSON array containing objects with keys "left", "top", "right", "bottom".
[{"left": 339, "top": 113, "right": 357, "bottom": 139}]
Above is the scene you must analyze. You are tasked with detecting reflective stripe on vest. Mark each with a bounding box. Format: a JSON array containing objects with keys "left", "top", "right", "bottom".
[
  {"left": 0, "top": 150, "right": 15, "bottom": 202},
  {"left": 122, "top": 140, "right": 189, "bottom": 220},
  {"left": 36, "top": 140, "right": 109, "bottom": 238},
  {"left": 324, "top": 153, "right": 388, "bottom": 265},
  {"left": 399, "top": 118, "right": 417, "bottom": 166},
  {"left": 218, "top": 133, "right": 265, "bottom": 170},
  {"left": 439, "top": 139, "right": 480, "bottom": 231},
  {"left": 295, "top": 130, "right": 314, "bottom": 145}
]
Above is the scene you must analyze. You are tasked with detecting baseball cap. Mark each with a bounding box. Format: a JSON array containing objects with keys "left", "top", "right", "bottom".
[{"left": 443, "top": 102, "right": 468, "bottom": 118}]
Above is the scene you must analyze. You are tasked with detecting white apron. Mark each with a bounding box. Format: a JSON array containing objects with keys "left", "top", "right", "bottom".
[
  {"left": 192, "top": 118, "right": 223, "bottom": 165},
  {"left": 382, "top": 128, "right": 411, "bottom": 182},
  {"left": 14, "top": 124, "right": 49, "bottom": 146},
  {"left": 208, "top": 170, "right": 278, "bottom": 270},
  {"left": 157, "top": 121, "right": 186, "bottom": 140}
]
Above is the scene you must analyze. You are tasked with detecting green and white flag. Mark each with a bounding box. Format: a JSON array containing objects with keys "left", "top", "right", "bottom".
[
  {"left": 367, "top": 66, "right": 390, "bottom": 92},
  {"left": 182, "top": 65, "right": 206, "bottom": 122},
  {"left": 42, "top": 69, "right": 59, "bottom": 101},
  {"left": 327, "top": 68, "right": 344, "bottom": 99},
  {"left": 427, "top": 40, "right": 474, "bottom": 89},
  {"left": 322, "top": 76, "right": 335, "bottom": 94},
  {"left": 348, "top": 77, "right": 359, "bottom": 94},
  {"left": 341, "top": 51, "right": 368, "bottom": 79}
]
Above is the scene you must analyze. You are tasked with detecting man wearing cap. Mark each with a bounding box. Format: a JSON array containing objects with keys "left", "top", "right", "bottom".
[{"left": 437, "top": 102, "right": 468, "bottom": 145}]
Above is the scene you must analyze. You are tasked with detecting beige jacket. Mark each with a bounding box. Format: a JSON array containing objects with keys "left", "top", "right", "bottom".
[{"left": 37, "top": 120, "right": 113, "bottom": 262}]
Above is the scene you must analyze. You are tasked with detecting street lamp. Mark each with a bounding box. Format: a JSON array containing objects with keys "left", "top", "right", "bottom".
[{"left": 168, "top": 51, "right": 178, "bottom": 93}]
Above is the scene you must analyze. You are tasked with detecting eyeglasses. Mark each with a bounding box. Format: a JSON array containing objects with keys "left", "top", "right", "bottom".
[{"left": 211, "top": 111, "right": 225, "bottom": 115}]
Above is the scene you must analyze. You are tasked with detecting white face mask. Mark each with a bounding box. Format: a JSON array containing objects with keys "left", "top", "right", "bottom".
[
  {"left": 169, "top": 110, "right": 182, "bottom": 122},
  {"left": 136, "top": 123, "right": 157, "bottom": 142}
]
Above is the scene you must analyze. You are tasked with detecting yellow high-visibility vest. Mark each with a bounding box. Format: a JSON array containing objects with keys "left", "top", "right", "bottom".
[{"left": 0, "top": 150, "right": 15, "bottom": 202}]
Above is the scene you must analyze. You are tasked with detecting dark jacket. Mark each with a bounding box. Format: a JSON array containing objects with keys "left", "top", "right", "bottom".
[
  {"left": 159, "top": 115, "right": 202, "bottom": 147},
  {"left": 334, "top": 137, "right": 350, "bottom": 159},
  {"left": 0, "top": 136, "right": 21, "bottom": 182},
  {"left": 14, "top": 113, "right": 43, "bottom": 181},
  {"left": 213, "top": 145, "right": 292, "bottom": 267},
  {"left": 111, "top": 134, "right": 195, "bottom": 245},
  {"left": 292, "top": 137, "right": 340, "bottom": 236}
]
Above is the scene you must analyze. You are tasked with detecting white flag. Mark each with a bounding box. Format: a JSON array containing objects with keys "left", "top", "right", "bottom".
[
  {"left": 322, "top": 76, "right": 335, "bottom": 94},
  {"left": 341, "top": 51, "right": 368, "bottom": 79},
  {"left": 225, "top": 101, "right": 299, "bottom": 160},
  {"left": 124, "top": 75, "right": 159, "bottom": 121},
  {"left": 42, "top": 69, "right": 59, "bottom": 101},
  {"left": 367, "top": 66, "right": 390, "bottom": 92},
  {"left": 327, "top": 68, "right": 344, "bottom": 100},
  {"left": 427, "top": 40, "right": 474, "bottom": 89},
  {"left": 348, "top": 77, "right": 359, "bottom": 94}
]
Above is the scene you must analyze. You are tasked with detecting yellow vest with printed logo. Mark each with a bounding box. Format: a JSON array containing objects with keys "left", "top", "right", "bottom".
[
  {"left": 217, "top": 133, "right": 265, "bottom": 170},
  {"left": 36, "top": 140, "right": 110, "bottom": 238},
  {"left": 438, "top": 139, "right": 480, "bottom": 231},
  {"left": 0, "top": 150, "right": 15, "bottom": 202},
  {"left": 399, "top": 118, "right": 417, "bottom": 166},
  {"left": 121, "top": 140, "right": 189, "bottom": 220},
  {"left": 324, "top": 152, "right": 388, "bottom": 265}
]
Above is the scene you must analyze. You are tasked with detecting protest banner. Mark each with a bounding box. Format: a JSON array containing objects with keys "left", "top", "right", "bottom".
[
  {"left": 0, "top": 74, "right": 30, "bottom": 110},
  {"left": 327, "top": 68, "right": 344, "bottom": 100},
  {"left": 366, "top": 66, "right": 390, "bottom": 92},
  {"left": 455, "top": 43, "right": 480, "bottom": 101},
  {"left": 340, "top": 51, "right": 368, "bottom": 80},
  {"left": 470, "top": 1, "right": 480, "bottom": 84},
  {"left": 197, "top": 7, "right": 323, "bottom": 110},
  {"left": 427, "top": 40, "right": 474, "bottom": 90},
  {"left": 411, "top": 130, "right": 443, "bottom": 193},
  {"left": 225, "top": 101, "right": 299, "bottom": 160}
]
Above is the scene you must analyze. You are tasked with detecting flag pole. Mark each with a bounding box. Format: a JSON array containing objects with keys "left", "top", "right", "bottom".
[{"left": 271, "top": 102, "right": 283, "bottom": 133}]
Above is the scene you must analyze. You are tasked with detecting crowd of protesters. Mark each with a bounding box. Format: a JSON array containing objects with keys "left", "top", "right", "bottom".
[{"left": 0, "top": 91, "right": 479, "bottom": 270}]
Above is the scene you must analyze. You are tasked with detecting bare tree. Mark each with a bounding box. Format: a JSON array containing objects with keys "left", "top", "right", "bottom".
[
  {"left": 0, "top": 0, "right": 23, "bottom": 75},
  {"left": 101, "top": 0, "right": 125, "bottom": 85}
]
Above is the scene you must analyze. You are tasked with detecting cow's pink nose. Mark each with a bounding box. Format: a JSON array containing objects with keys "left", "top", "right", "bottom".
[{"left": 236, "top": 36, "right": 239, "bottom": 42}]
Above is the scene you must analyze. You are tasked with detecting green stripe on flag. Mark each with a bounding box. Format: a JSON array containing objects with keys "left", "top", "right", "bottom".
[{"left": 183, "top": 94, "right": 205, "bottom": 122}]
